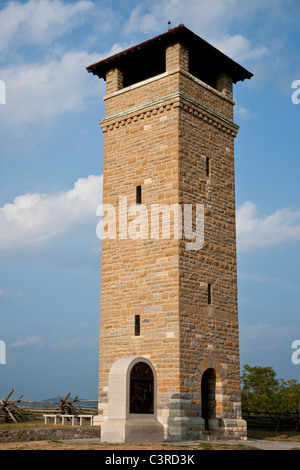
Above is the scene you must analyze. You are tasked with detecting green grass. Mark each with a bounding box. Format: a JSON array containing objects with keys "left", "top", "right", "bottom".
[
  {"left": 247, "top": 429, "right": 300, "bottom": 442},
  {"left": 0, "top": 419, "right": 73, "bottom": 430}
]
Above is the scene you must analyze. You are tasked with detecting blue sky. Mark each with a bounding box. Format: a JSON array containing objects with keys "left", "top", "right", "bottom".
[{"left": 0, "top": 0, "right": 300, "bottom": 401}]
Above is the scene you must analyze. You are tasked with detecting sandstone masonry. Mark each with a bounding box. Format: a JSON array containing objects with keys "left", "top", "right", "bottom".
[{"left": 87, "top": 24, "right": 252, "bottom": 441}]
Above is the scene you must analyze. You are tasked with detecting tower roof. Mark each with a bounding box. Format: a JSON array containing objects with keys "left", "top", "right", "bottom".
[{"left": 86, "top": 24, "right": 253, "bottom": 85}]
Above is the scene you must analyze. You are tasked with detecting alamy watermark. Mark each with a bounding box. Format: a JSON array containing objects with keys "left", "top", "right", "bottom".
[
  {"left": 0, "top": 340, "right": 6, "bottom": 365},
  {"left": 0, "top": 80, "right": 6, "bottom": 105},
  {"left": 96, "top": 197, "right": 204, "bottom": 251},
  {"left": 291, "top": 340, "right": 300, "bottom": 365},
  {"left": 291, "top": 80, "right": 300, "bottom": 105}
]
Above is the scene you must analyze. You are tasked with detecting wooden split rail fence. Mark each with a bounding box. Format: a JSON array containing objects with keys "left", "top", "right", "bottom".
[
  {"left": 0, "top": 390, "right": 97, "bottom": 423},
  {"left": 243, "top": 410, "right": 300, "bottom": 432},
  {"left": 2, "top": 390, "right": 299, "bottom": 433}
]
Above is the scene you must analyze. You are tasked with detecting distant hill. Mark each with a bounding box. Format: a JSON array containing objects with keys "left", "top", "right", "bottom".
[
  {"left": 42, "top": 397, "right": 97, "bottom": 406},
  {"left": 19, "top": 397, "right": 97, "bottom": 408}
]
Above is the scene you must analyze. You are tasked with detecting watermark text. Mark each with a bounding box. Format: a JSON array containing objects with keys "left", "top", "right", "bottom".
[
  {"left": 0, "top": 80, "right": 6, "bottom": 105},
  {"left": 291, "top": 80, "right": 300, "bottom": 105},
  {"left": 96, "top": 197, "right": 204, "bottom": 251},
  {"left": 0, "top": 340, "right": 6, "bottom": 365},
  {"left": 291, "top": 340, "right": 300, "bottom": 365}
]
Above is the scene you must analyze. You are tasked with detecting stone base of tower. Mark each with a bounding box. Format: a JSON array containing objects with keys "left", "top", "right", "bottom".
[
  {"left": 163, "top": 397, "right": 205, "bottom": 441},
  {"left": 165, "top": 417, "right": 247, "bottom": 442},
  {"left": 162, "top": 397, "right": 247, "bottom": 442},
  {"left": 215, "top": 418, "right": 248, "bottom": 441},
  {"left": 101, "top": 418, "right": 164, "bottom": 444},
  {"left": 166, "top": 416, "right": 205, "bottom": 441}
]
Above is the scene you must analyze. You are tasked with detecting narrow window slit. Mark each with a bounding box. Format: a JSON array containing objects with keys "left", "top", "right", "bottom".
[
  {"left": 208, "top": 284, "right": 212, "bottom": 305},
  {"left": 135, "top": 315, "right": 140, "bottom": 336},
  {"left": 206, "top": 157, "right": 210, "bottom": 178},
  {"left": 136, "top": 185, "right": 142, "bottom": 204}
]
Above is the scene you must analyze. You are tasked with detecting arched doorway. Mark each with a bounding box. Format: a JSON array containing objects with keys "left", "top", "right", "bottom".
[
  {"left": 201, "top": 368, "right": 216, "bottom": 430},
  {"left": 101, "top": 356, "right": 164, "bottom": 443},
  {"left": 129, "top": 361, "right": 154, "bottom": 414}
]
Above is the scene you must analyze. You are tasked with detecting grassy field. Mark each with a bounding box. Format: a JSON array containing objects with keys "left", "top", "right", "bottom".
[
  {"left": 0, "top": 419, "right": 299, "bottom": 450},
  {"left": 0, "top": 419, "right": 73, "bottom": 430},
  {"left": 0, "top": 419, "right": 253, "bottom": 450}
]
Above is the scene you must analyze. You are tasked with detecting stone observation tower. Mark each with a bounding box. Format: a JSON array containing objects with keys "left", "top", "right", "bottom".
[{"left": 86, "top": 24, "right": 252, "bottom": 441}]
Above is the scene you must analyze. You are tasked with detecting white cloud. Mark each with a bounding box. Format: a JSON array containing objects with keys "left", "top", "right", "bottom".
[
  {"left": 11, "top": 336, "right": 44, "bottom": 348},
  {"left": 124, "top": 0, "right": 269, "bottom": 65},
  {"left": 0, "top": 0, "right": 94, "bottom": 51},
  {"left": 124, "top": 4, "right": 160, "bottom": 35},
  {"left": 0, "top": 174, "right": 103, "bottom": 252},
  {"left": 52, "top": 336, "right": 97, "bottom": 349},
  {"left": 0, "top": 50, "right": 103, "bottom": 125},
  {"left": 213, "top": 34, "right": 268, "bottom": 64},
  {"left": 125, "top": 0, "right": 236, "bottom": 36},
  {"left": 124, "top": 0, "right": 283, "bottom": 37},
  {"left": 0, "top": 37, "right": 129, "bottom": 127},
  {"left": 235, "top": 106, "right": 253, "bottom": 120},
  {"left": 237, "top": 201, "right": 300, "bottom": 251},
  {"left": 3, "top": 189, "right": 300, "bottom": 254}
]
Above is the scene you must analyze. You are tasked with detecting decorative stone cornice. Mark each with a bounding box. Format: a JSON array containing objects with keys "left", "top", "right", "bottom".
[{"left": 100, "top": 92, "right": 239, "bottom": 137}]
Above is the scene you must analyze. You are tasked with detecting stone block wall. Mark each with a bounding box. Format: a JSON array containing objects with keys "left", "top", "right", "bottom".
[{"left": 98, "top": 41, "right": 246, "bottom": 439}]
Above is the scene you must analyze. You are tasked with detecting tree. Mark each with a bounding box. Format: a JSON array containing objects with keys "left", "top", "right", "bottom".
[
  {"left": 241, "top": 365, "right": 300, "bottom": 414},
  {"left": 241, "top": 365, "right": 279, "bottom": 413},
  {"left": 277, "top": 378, "right": 300, "bottom": 413}
]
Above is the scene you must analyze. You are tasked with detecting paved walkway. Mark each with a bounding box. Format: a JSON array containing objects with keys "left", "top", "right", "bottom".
[
  {"left": 169, "top": 438, "right": 300, "bottom": 450},
  {"left": 239, "top": 438, "right": 300, "bottom": 450},
  {"left": 62, "top": 437, "right": 300, "bottom": 450}
]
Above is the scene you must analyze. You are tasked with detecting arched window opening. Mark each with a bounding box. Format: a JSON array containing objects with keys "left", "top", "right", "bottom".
[{"left": 129, "top": 361, "right": 154, "bottom": 414}]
